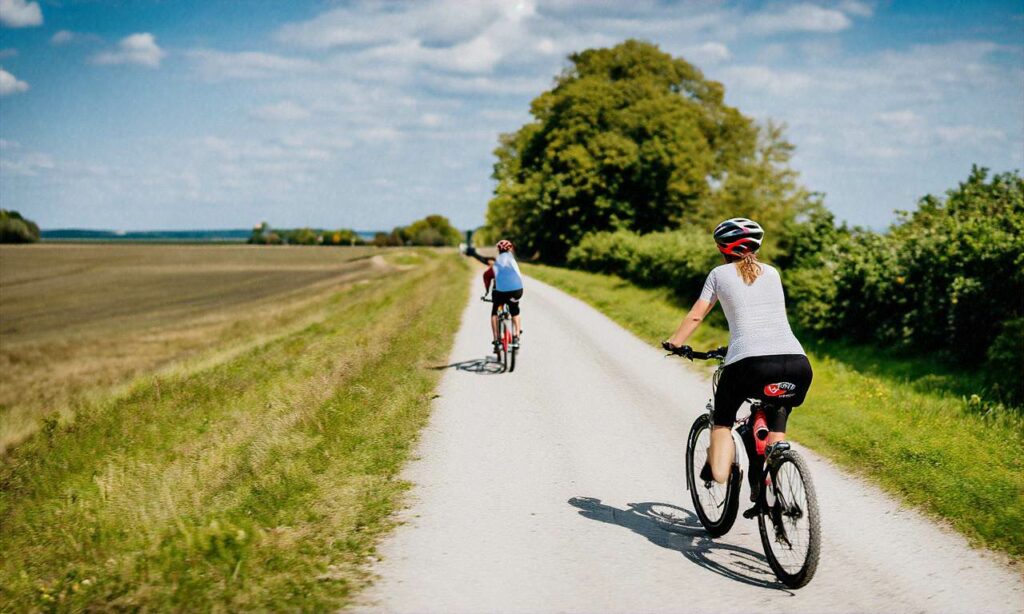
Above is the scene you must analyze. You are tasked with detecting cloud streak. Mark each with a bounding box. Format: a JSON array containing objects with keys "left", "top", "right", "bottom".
[{"left": 92, "top": 33, "right": 166, "bottom": 68}]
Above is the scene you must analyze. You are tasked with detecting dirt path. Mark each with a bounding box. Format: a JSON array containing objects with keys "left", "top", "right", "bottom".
[{"left": 358, "top": 275, "right": 1022, "bottom": 613}]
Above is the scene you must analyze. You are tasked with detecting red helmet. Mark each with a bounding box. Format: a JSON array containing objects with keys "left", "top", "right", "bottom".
[
  {"left": 496, "top": 239, "right": 513, "bottom": 253},
  {"left": 713, "top": 218, "right": 763, "bottom": 256}
]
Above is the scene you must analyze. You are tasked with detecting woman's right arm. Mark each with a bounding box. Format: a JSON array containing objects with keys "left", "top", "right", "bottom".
[{"left": 666, "top": 299, "right": 714, "bottom": 347}]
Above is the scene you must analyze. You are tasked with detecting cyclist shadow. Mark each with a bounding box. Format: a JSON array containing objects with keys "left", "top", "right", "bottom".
[
  {"left": 567, "top": 496, "right": 793, "bottom": 593},
  {"left": 432, "top": 357, "right": 506, "bottom": 375}
]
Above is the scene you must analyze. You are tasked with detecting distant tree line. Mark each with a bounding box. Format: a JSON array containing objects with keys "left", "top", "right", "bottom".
[
  {"left": 0, "top": 210, "right": 40, "bottom": 243},
  {"left": 249, "top": 223, "right": 365, "bottom": 246},
  {"left": 370, "top": 214, "right": 462, "bottom": 247},
  {"left": 249, "top": 214, "right": 461, "bottom": 248}
]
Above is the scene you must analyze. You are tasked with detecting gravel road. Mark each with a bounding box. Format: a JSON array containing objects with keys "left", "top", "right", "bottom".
[{"left": 358, "top": 274, "right": 1022, "bottom": 613}]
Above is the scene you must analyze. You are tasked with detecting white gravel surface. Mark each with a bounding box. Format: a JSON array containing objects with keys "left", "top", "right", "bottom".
[{"left": 358, "top": 274, "right": 1023, "bottom": 613}]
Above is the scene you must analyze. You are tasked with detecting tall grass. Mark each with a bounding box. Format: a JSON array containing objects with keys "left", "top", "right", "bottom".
[
  {"left": 525, "top": 263, "right": 1023, "bottom": 559},
  {"left": 0, "top": 252, "right": 470, "bottom": 610}
]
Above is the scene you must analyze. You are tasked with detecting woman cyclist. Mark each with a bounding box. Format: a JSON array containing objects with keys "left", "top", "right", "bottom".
[
  {"left": 488, "top": 239, "right": 524, "bottom": 354},
  {"left": 662, "top": 218, "right": 812, "bottom": 498}
]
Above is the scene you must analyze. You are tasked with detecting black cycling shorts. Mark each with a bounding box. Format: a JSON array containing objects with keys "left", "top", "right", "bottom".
[
  {"left": 491, "top": 289, "right": 523, "bottom": 316},
  {"left": 713, "top": 354, "right": 813, "bottom": 432}
]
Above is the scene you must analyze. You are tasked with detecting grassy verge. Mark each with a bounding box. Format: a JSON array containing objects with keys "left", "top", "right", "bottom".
[
  {"left": 525, "top": 263, "right": 1023, "bottom": 559},
  {"left": 0, "top": 252, "right": 470, "bottom": 611}
]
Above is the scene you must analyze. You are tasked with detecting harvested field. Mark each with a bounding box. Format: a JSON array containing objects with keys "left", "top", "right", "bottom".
[{"left": 0, "top": 244, "right": 394, "bottom": 451}]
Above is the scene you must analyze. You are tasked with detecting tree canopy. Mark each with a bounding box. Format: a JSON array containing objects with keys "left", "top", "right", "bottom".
[
  {"left": 0, "top": 210, "right": 41, "bottom": 243},
  {"left": 483, "top": 39, "right": 813, "bottom": 261}
]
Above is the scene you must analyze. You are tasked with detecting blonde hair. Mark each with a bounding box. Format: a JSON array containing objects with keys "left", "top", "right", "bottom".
[{"left": 734, "top": 252, "right": 763, "bottom": 285}]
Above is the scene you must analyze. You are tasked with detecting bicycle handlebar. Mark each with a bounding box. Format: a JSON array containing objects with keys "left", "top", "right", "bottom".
[{"left": 662, "top": 341, "right": 728, "bottom": 361}]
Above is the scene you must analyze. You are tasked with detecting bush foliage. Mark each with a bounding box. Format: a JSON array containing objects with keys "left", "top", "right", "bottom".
[
  {"left": 0, "top": 209, "right": 41, "bottom": 243},
  {"left": 568, "top": 167, "right": 1024, "bottom": 405}
]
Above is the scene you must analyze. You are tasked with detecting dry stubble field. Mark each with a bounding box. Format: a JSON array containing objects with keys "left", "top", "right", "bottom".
[{"left": 0, "top": 243, "right": 384, "bottom": 451}]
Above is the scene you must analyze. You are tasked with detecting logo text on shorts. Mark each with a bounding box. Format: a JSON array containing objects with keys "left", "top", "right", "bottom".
[{"left": 764, "top": 382, "right": 797, "bottom": 398}]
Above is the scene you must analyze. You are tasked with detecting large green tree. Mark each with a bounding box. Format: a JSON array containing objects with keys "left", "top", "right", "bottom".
[{"left": 485, "top": 40, "right": 811, "bottom": 261}]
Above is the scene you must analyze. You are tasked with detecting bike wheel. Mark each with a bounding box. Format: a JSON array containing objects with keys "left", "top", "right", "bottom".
[
  {"left": 499, "top": 318, "right": 509, "bottom": 371},
  {"left": 685, "top": 413, "right": 741, "bottom": 537},
  {"left": 509, "top": 339, "right": 517, "bottom": 372},
  {"left": 758, "top": 449, "right": 821, "bottom": 588}
]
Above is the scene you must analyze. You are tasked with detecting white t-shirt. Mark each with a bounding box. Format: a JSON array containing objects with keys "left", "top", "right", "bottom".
[{"left": 699, "top": 263, "right": 805, "bottom": 366}]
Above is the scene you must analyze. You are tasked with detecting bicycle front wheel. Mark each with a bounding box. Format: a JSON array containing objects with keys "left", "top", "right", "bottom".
[
  {"left": 758, "top": 449, "right": 821, "bottom": 588},
  {"left": 685, "top": 413, "right": 741, "bottom": 537}
]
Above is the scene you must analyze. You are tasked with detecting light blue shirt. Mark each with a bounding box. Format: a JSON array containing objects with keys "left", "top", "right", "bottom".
[{"left": 493, "top": 252, "right": 523, "bottom": 292}]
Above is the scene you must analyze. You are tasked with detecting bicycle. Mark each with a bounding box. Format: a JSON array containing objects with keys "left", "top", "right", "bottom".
[
  {"left": 668, "top": 344, "right": 821, "bottom": 588},
  {"left": 481, "top": 296, "right": 517, "bottom": 373}
]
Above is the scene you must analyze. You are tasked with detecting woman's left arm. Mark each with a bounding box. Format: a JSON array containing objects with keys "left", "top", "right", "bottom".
[{"left": 666, "top": 299, "right": 715, "bottom": 347}]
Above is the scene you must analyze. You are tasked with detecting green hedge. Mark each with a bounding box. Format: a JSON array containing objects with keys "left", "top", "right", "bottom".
[
  {"left": 567, "top": 227, "right": 720, "bottom": 299},
  {"left": 565, "top": 167, "right": 1024, "bottom": 406}
]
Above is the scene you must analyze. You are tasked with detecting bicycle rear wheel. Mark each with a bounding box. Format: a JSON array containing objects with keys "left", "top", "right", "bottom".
[
  {"left": 509, "top": 338, "right": 517, "bottom": 372},
  {"left": 499, "top": 317, "right": 510, "bottom": 371},
  {"left": 758, "top": 449, "right": 821, "bottom": 588},
  {"left": 685, "top": 413, "right": 741, "bottom": 537}
]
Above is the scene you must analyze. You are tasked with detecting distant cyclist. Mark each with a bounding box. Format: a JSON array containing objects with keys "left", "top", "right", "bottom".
[
  {"left": 486, "top": 240, "right": 524, "bottom": 354},
  {"left": 662, "top": 218, "right": 812, "bottom": 498}
]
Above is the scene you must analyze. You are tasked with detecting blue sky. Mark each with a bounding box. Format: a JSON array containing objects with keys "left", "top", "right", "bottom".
[{"left": 0, "top": 0, "right": 1021, "bottom": 231}]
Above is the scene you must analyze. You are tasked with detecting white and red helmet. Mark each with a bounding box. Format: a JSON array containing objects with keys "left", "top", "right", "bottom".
[
  {"left": 496, "top": 239, "right": 514, "bottom": 253},
  {"left": 713, "top": 218, "right": 763, "bottom": 256}
]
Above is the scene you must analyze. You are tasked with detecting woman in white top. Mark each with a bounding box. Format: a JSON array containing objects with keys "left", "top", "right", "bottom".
[{"left": 663, "top": 218, "right": 813, "bottom": 487}]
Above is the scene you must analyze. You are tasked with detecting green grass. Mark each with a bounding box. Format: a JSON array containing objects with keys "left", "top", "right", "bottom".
[
  {"left": 525, "top": 263, "right": 1024, "bottom": 559},
  {"left": 0, "top": 252, "right": 470, "bottom": 611}
]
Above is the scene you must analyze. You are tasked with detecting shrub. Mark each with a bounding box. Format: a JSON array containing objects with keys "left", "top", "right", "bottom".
[
  {"left": 569, "top": 227, "right": 720, "bottom": 300},
  {"left": 0, "top": 209, "right": 41, "bottom": 243}
]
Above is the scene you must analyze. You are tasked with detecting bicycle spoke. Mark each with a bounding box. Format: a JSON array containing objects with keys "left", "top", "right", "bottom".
[{"left": 768, "top": 460, "right": 811, "bottom": 573}]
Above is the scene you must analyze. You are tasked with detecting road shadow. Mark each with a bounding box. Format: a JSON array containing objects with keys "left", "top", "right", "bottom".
[
  {"left": 568, "top": 496, "right": 792, "bottom": 593},
  {"left": 432, "top": 356, "right": 506, "bottom": 375}
]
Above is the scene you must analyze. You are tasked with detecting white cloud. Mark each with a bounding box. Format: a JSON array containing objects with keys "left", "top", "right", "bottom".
[
  {"left": 276, "top": 0, "right": 525, "bottom": 49},
  {"left": 0, "top": 0, "right": 42, "bottom": 28},
  {"left": 0, "top": 66, "right": 28, "bottom": 95},
  {"left": 420, "top": 112, "right": 445, "bottom": 127},
  {"left": 50, "top": 30, "right": 102, "bottom": 46},
  {"left": 838, "top": 1, "right": 874, "bottom": 18},
  {"left": 875, "top": 110, "right": 923, "bottom": 129},
  {"left": 92, "top": 33, "right": 166, "bottom": 68},
  {"left": 51, "top": 29, "right": 73, "bottom": 45},
  {"left": 747, "top": 3, "right": 851, "bottom": 34},
  {"left": 720, "top": 65, "right": 812, "bottom": 96},
  {"left": 682, "top": 41, "right": 731, "bottom": 64},
  {"left": 934, "top": 125, "right": 1006, "bottom": 145},
  {"left": 0, "top": 150, "right": 53, "bottom": 175},
  {"left": 188, "top": 49, "right": 319, "bottom": 81},
  {"left": 250, "top": 101, "right": 311, "bottom": 122}
]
